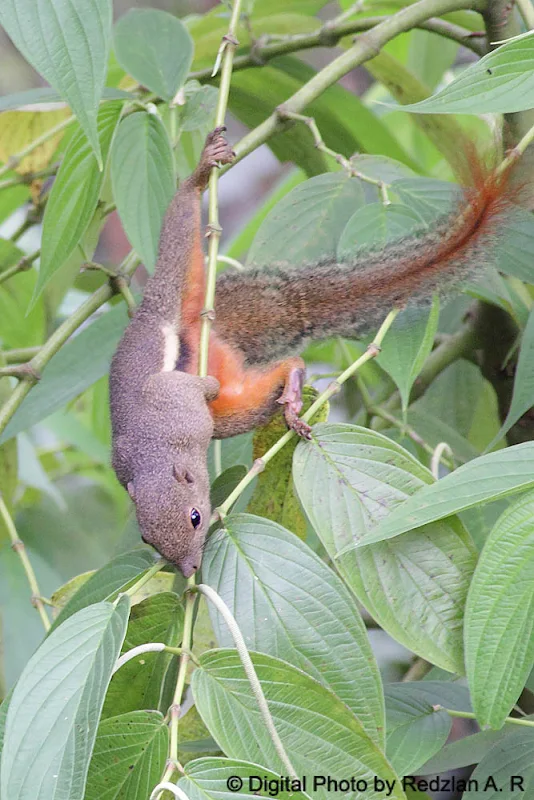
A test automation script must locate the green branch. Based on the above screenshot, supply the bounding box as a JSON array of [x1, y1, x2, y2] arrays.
[[224, 0, 485, 171], [190, 13, 484, 84]]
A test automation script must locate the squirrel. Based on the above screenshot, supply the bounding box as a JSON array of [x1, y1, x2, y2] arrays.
[[110, 126, 514, 576]]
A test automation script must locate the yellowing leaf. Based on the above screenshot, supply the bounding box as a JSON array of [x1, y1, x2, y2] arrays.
[[0, 108, 70, 175]]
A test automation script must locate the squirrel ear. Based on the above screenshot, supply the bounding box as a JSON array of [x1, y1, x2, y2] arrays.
[[127, 481, 136, 501], [173, 465, 195, 485]]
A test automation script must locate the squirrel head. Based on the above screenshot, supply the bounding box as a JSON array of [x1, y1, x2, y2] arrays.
[[128, 464, 211, 578]]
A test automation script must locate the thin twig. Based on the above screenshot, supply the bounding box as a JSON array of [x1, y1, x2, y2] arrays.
[[0, 493, 50, 631], [0, 250, 40, 287], [195, 583, 298, 777], [198, 0, 244, 377], [0, 115, 74, 181], [278, 110, 390, 203], [189, 14, 485, 83]]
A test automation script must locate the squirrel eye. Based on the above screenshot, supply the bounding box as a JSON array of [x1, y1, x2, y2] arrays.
[[190, 508, 201, 529]]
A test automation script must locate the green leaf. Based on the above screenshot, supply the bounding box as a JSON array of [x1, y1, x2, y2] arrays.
[[85, 710, 167, 800], [338, 203, 425, 257], [462, 729, 534, 798], [0, 87, 130, 112], [210, 466, 248, 511], [293, 424, 477, 672], [385, 681, 470, 776], [175, 82, 218, 133], [400, 32, 534, 115], [193, 650, 405, 799], [488, 306, 534, 446], [0, 0, 112, 164], [0, 241, 44, 348], [203, 514, 384, 746], [419, 728, 509, 775], [50, 549, 155, 631], [0, 303, 128, 445], [179, 757, 312, 800], [114, 9, 193, 102], [465, 491, 534, 728], [229, 56, 416, 178], [0, 597, 129, 800], [375, 299, 440, 413], [37, 102, 123, 296], [103, 592, 183, 718], [248, 172, 365, 267], [246, 387, 327, 537], [111, 111, 175, 271], [357, 442, 534, 546]]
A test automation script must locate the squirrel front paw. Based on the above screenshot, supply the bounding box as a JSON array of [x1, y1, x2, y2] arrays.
[[193, 127, 235, 188], [204, 126, 235, 168]]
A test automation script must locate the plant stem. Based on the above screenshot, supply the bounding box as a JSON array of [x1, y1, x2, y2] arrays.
[[516, 0, 534, 32], [195, 583, 298, 777], [437, 706, 534, 728], [190, 14, 485, 83], [224, 0, 485, 171], [0, 493, 50, 631], [215, 310, 399, 517], [122, 559, 166, 598], [198, 0, 244, 377], [0, 250, 40, 287], [2, 347, 41, 364], [169, 581, 196, 765]]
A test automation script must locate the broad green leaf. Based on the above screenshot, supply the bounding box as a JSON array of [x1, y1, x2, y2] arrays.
[[225, 169, 306, 259], [246, 387, 327, 537], [114, 9, 193, 102], [462, 729, 534, 798], [193, 650, 405, 800], [0, 87, 131, 112], [175, 82, 218, 133], [401, 33, 534, 115], [203, 514, 384, 746], [102, 592, 183, 718], [230, 57, 415, 178], [0, 355, 16, 540], [179, 757, 312, 800], [384, 681, 470, 776], [0, 170, 29, 224], [375, 299, 440, 412], [248, 172, 365, 267], [210, 466, 248, 511], [465, 491, 534, 728], [293, 424, 477, 672], [0, 303, 128, 445], [0, 0, 113, 163], [111, 112, 175, 271], [357, 442, 534, 546], [1, 597, 129, 800], [419, 728, 509, 775], [37, 102, 123, 295], [50, 549, 155, 631], [0, 241, 44, 348], [0, 109, 70, 175], [407, 29, 458, 91], [338, 203, 425, 257], [488, 306, 534, 446], [85, 710, 167, 800]]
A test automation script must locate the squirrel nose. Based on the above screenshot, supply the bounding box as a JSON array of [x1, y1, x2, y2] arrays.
[[179, 556, 199, 578]]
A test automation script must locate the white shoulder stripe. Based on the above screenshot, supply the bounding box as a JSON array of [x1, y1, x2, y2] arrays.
[[161, 324, 179, 372]]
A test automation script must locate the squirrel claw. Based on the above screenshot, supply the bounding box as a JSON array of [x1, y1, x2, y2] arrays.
[[288, 415, 312, 440]]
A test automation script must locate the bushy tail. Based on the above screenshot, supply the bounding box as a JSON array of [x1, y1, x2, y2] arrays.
[[214, 156, 517, 365]]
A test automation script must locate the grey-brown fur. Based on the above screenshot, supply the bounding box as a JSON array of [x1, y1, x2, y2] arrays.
[[109, 128, 233, 577]]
